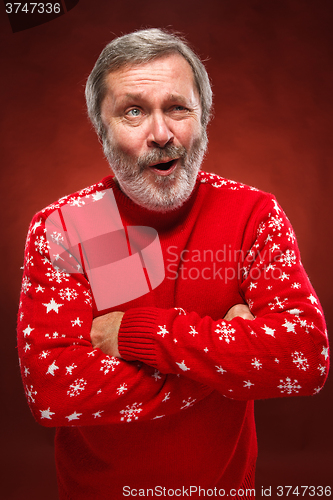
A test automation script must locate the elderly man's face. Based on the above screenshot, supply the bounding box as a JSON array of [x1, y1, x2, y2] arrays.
[[100, 54, 207, 211]]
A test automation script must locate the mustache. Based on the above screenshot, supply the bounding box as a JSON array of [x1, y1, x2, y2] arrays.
[[137, 145, 187, 171]]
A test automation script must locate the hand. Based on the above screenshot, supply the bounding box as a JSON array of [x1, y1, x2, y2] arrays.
[[223, 303, 255, 321], [90, 311, 124, 357]]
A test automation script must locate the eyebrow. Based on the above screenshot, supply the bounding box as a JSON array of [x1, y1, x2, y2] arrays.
[[123, 92, 144, 101], [120, 92, 191, 106], [168, 94, 190, 105]]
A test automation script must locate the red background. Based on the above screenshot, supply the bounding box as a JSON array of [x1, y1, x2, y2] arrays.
[[0, 1, 332, 498]]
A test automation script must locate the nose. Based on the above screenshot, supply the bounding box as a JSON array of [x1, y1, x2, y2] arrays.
[[147, 112, 174, 148]]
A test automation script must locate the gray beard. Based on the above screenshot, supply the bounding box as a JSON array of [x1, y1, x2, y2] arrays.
[[103, 132, 207, 212]]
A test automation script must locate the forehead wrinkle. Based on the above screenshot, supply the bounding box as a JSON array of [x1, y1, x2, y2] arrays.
[[103, 54, 202, 116], [106, 54, 198, 89]]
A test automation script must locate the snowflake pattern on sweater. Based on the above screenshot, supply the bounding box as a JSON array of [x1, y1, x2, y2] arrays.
[[118, 171, 329, 399], [17, 172, 329, 430], [17, 178, 213, 428]]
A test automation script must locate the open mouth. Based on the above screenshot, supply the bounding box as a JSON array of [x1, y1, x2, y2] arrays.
[[149, 159, 178, 175]]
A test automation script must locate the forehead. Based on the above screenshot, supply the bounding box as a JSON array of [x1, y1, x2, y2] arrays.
[[104, 53, 198, 102]]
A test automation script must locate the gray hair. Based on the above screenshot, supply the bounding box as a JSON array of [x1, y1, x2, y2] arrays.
[[85, 28, 213, 140]]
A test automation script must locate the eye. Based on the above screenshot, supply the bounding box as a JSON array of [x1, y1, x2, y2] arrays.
[[126, 108, 142, 117], [173, 105, 187, 111]]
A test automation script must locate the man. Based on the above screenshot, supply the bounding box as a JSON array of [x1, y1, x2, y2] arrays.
[[18, 29, 329, 499]]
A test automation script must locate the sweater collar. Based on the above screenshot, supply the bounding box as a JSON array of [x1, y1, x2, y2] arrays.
[[101, 175, 200, 231]]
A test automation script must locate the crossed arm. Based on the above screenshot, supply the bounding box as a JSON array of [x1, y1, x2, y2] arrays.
[[90, 296, 328, 401], [88, 194, 329, 400], [18, 193, 329, 427], [90, 304, 255, 357]]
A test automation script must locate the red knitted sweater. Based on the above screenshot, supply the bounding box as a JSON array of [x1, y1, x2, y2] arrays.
[[17, 171, 329, 500]]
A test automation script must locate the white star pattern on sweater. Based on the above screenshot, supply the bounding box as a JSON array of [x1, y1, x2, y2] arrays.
[[17, 173, 328, 431], [40, 407, 55, 419], [66, 411, 82, 421], [46, 361, 59, 376], [176, 360, 190, 371], [23, 325, 34, 337], [43, 298, 63, 313], [261, 325, 276, 337]]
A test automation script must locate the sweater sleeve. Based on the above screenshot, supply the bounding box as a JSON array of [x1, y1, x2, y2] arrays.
[[118, 196, 329, 400], [17, 212, 212, 428]]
